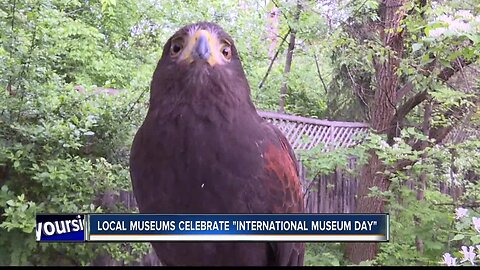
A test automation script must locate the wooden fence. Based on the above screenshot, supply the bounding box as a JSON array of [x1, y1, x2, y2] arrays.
[[259, 111, 369, 151], [300, 159, 359, 214]]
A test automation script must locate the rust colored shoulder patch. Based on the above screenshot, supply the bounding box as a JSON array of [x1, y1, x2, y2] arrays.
[[263, 140, 303, 213]]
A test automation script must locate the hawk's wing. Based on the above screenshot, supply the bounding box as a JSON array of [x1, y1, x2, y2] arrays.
[[253, 122, 305, 266]]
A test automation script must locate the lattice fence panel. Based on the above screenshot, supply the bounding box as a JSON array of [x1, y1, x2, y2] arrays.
[[258, 111, 370, 151]]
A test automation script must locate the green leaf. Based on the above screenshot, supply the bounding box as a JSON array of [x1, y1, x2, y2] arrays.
[[412, 43, 423, 52], [466, 33, 480, 45], [471, 235, 480, 244], [452, 234, 464, 241]]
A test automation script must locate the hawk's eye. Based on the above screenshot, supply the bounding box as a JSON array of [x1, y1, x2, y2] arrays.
[[170, 39, 183, 56], [221, 44, 232, 61]]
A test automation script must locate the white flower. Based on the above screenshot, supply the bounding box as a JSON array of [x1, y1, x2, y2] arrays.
[[442, 253, 457, 266], [456, 10, 474, 19], [460, 246, 476, 266], [428, 28, 446, 38], [473, 217, 480, 233], [455, 207, 468, 219], [448, 20, 471, 33], [380, 140, 389, 149]]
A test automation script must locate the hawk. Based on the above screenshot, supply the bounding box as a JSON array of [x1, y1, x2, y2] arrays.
[[130, 22, 304, 266]]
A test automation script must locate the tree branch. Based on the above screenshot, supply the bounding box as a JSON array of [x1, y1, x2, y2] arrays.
[[258, 29, 291, 89], [393, 95, 478, 172], [124, 88, 148, 120], [313, 53, 328, 94], [438, 57, 472, 81], [433, 202, 480, 208], [387, 56, 476, 142], [271, 0, 291, 31], [278, 0, 301, 113]]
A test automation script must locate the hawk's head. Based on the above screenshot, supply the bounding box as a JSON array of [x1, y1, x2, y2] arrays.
[[164, 22, 236, 67], [152, 22, 250, 95]]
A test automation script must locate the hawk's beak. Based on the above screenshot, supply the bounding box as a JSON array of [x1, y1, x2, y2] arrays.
[[195, 32, 211, 61], [179, 29, 221, 66]]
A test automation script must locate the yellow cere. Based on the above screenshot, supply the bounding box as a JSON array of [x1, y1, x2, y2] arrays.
[[178, 29, 229, 66]]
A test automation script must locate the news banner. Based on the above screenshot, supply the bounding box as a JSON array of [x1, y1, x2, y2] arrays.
[[36, 214, 389, 242]]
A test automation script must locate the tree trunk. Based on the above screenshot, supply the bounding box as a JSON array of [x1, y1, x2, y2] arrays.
[[344, 0, 407, 263], [278, 1, 301, 113], [345, 153, 391, 262]]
